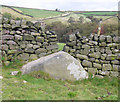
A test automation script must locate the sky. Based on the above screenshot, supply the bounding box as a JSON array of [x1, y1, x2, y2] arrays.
[[0, 0, 119, 11]]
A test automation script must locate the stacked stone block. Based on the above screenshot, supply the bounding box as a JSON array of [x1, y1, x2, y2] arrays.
[[1, 18, 58, 62], [64, 32, 120, 77]]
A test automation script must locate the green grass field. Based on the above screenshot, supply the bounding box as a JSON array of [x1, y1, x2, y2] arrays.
[[82, 11, 117, 16], [1, 60, 119, 100], [12, 7, 64, 18]]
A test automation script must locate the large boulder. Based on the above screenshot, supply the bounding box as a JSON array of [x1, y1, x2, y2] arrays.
[[21, 51, 88, 81]]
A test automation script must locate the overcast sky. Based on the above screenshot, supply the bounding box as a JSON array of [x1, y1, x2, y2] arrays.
[[0, 0, 119, 11]]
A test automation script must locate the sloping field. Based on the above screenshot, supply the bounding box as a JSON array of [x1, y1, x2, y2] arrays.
[[12, 7, 64, 18], [77, 11, 117, 16], [102, 16, 118, 24], [1, 6, 33, 20]]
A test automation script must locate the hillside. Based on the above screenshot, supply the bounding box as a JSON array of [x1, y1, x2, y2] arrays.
[[1, 5, 66, 20], [1, 6, 33, 20], [12, 6, 64, 18]]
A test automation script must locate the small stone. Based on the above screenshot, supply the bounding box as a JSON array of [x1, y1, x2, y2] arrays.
[[70, 49, 76, 53], [2, 35, 14, 40], [98, 70, 109, 76], [100, 47, 105, 53], [107, 43, 118, 47], [35, 48, 47, 54], [0, 76, 3, 79], [30, 54, 38, 60], [25, 48, 34, 53], [8, 50, 17, 54], [67, 34, 76, 41], [88, 68, 97, 74], [17, 53, 29, 61], [105, 47, 112, 54], [81, 38, 89, 43], [102, 64, 112, 71], [93, 63, 101, 69], [99, 42, 106, 47], [76, 32, 81, 38], [106, 54, 117, 61], [16, 31, 21, 34], [63, 45, 69, 52], [11, 71, 19, 75], [82, 60, 92, 67], [99, 35, 106, 42], [24, 34, 34, 41], [89, 41, 98, 45], [101, 54, 107, 60], [113, 36, 119, 43], [10, 31, 15, 35], [89, 58, 95, 62], [23, 80, 27, 83], [93, 34, 98, 41], [66, 41, 76, 46], [89, 52, 101, 58], [106, 36, 112, 42], [33, 45, 40, 49], [95, 75, 104, 79], [1, 44, 8, 51], [7, 40, 16, 45], [100, 60, 110, 64], [76, 54, 88, 60], [31, 32, 40, 36], [26, 44, 33, 48], [46, 44, 58, 50], [110, 71, 119, 77], [39, 53, 47, 57], [36, 36, 44, 42], [111, 60, 120, 65], [113, 65, 119, 71], [15, 35, 23, 41]]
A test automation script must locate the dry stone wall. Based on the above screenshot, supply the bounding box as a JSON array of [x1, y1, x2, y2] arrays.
[[63, 33, 120, 77], [0, 18, 58, 63]]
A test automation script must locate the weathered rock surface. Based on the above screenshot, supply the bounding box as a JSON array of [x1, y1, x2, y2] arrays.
[[21, 51, 88, 81]]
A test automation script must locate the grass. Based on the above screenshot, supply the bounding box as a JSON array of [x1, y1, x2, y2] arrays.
[[82, 11, 117, 16], [57, 43, 66, 51], [12, 7, 64, 18], [1, 59, 119, 100]]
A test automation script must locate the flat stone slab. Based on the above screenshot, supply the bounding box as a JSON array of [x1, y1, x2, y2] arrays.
[[21, 51, 88, 81]]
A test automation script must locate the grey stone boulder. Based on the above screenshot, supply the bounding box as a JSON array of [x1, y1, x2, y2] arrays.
[[21, 51, 88, 81]]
